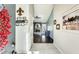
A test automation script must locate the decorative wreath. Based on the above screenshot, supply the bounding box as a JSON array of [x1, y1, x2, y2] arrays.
[[0, 7, 11, 49]]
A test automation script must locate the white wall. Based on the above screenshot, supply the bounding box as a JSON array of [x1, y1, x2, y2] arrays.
[[53, 4, 79, 54], [27, 4, 34, 51], [15, 4, 33, 53], [47, 7, 54, 39], [34, 4, 53, 22]]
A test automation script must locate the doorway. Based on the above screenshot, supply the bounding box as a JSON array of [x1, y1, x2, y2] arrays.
[[33, 22, 53, 43]]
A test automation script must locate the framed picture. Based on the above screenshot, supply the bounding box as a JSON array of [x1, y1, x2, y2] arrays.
[[56, 24, 60, 30], [54, 20, 56, 25], [34, 22, 42, 32], [62, 9, 79, 30]]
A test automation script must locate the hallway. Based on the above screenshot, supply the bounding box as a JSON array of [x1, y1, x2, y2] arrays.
[[31, 43, 61, 54], [15, 4, 79, 54]]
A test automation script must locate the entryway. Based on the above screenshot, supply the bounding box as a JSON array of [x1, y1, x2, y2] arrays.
[[33, 22, 53, 43]]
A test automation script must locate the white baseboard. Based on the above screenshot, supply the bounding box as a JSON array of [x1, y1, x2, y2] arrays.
[[53, 43, 64, 54]]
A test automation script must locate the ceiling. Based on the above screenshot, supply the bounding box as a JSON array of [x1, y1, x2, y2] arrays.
[[34, 4, 53, 23]]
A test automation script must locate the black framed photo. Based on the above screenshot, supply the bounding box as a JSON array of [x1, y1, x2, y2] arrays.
[[34, 22, 42, 32], [56, 24, 60, 30], [54, 20, 56, 25]]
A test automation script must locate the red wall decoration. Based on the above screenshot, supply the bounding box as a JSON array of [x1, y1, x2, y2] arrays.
[[0, 7, 11, 49]]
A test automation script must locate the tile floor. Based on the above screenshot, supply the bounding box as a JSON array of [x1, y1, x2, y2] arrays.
[[33, 34, 53, 43], [31, 43, 61, 54]]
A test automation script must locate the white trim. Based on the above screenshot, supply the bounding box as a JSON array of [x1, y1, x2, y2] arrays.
[[53, 43, 64, 54]]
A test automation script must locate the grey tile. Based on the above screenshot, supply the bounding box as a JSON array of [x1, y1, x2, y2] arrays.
[[31, 43, 61, 54]]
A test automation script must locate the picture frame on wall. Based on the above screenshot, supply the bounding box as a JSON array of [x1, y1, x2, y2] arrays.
[[34, 22, 42, 32], [56, 24, 60, 30], [54, 20, 56, 25], [62, 9, 79, 30]]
